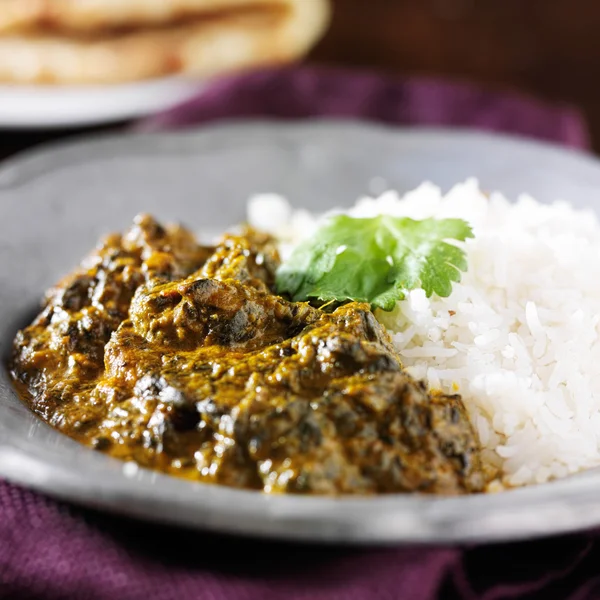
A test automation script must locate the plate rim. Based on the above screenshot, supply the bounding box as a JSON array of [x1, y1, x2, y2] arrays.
[[1, 119, 597, 191], [1, 118, 596, 174], [0, 76, 205, 129]]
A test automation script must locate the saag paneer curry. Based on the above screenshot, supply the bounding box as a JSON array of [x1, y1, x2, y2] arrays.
[[10, 215, 484, 494]]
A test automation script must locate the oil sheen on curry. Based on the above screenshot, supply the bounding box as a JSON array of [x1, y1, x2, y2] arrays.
[[10, 215, 484, 495]]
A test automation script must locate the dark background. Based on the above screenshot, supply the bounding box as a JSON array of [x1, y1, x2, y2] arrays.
[[2, 0, 598, 158], [314, 0, 599, 148]]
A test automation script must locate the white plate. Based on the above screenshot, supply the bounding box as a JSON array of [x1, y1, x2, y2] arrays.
[[3, 121, 600, 545], [0, 77, 205, 128]]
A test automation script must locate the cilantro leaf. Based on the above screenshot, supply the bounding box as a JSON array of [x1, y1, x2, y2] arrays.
[[275, 215, 473, 311]]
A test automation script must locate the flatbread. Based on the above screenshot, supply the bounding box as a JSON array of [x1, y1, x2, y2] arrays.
[[0, 0, 294, 33], [0, 0, 330, 84]]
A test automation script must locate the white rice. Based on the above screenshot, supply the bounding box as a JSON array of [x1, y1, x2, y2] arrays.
[[247, 179, 600, 488]]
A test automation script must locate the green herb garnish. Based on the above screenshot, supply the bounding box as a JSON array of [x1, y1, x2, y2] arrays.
[[276, 214, 473, 311]]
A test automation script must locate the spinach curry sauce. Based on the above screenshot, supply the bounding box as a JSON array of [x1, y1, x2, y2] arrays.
[[10, 215, 484, 494]]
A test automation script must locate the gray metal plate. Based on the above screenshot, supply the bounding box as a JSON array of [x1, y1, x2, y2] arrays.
[[2, 121, 600, 545]]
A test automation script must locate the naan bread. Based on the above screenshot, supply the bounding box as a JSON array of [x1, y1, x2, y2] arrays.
[[0, 0, 296, 33], [0, 0, 330, 84]]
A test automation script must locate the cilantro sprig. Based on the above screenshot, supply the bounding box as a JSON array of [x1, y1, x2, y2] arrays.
[[275, 214, 473, 311]]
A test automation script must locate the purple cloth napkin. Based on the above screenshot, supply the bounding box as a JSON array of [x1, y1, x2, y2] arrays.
[[136, 66, 589, 150], [1, 67, 595, 600]]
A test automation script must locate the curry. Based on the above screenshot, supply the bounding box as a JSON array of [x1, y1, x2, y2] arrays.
[[10, 214, 484, 494]]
